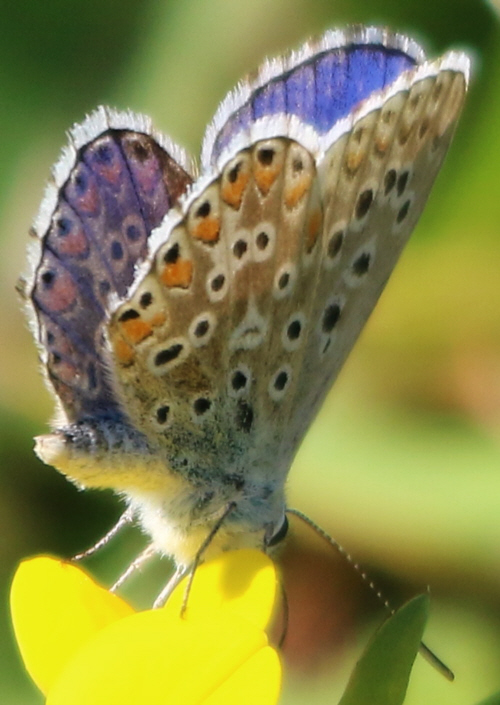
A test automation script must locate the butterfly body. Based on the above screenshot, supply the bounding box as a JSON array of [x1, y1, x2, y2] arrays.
[[23, 28, 469, 567]]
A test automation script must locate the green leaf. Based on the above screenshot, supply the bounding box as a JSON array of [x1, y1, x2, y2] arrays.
[[338, 595, 429, 705], [475, 694, 500, 705]]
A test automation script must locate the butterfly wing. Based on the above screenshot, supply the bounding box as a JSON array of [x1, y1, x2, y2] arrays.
[[105, 32, 468, 548], [288, 54, 469, 448], [22, 107, 193, 424], [202, 27, 423, 168]]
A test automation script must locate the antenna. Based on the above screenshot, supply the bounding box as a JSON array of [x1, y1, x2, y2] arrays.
[[286, 507, 454, 681]]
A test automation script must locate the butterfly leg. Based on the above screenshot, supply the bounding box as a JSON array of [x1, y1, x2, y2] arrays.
[[153, 563, 190, 609], [110, 543, 158, 593], [169, 501, 238, 616], [72, 507, 134, 561]]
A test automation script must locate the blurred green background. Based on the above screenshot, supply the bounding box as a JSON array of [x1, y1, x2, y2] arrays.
[[1, 0, 499, 703]]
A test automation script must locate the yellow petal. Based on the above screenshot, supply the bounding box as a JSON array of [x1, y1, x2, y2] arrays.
[[165, 549, 278, 630], [10, 556, 134, 694], [203, 645, 282, 705], [46, 608, 281, 705]]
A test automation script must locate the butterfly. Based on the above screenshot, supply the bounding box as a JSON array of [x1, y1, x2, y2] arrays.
[[21, 26, 469, 588]]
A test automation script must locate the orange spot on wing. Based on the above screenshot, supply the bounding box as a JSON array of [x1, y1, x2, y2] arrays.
[[221, 171, 250, 209], [57, 225, 88, 257], [374, 134, 390, 154], [345, 147, 365, 173], [150, 311, 167, 327], [160, 259, 193, 288], [192, 216, 220, 243], [114, 338, 135, 365], [120, 318, 152, 344], [254, 164, 281, 195], [284, 174, 312, 209], [74, 178, 100, 215], [306, 210, 322, 251], [39, 270, 77, 312]]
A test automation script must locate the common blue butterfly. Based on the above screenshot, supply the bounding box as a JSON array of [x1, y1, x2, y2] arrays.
[[21, 27, 469, 595]]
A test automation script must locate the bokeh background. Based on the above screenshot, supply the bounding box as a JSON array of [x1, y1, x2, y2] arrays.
[[1, 0, 499, 703]]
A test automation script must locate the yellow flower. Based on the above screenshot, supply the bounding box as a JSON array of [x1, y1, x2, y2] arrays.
[[10, 549, 282, 705]]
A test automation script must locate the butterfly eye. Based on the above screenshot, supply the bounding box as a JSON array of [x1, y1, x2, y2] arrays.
[[266, 516, 289, 547]]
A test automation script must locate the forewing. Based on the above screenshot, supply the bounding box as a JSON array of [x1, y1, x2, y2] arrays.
[[202, 27, 423, 167], [288, 60, 468, 447]]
